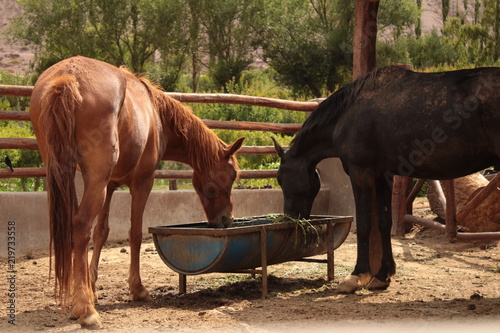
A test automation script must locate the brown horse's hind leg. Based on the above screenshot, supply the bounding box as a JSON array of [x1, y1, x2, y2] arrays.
[[127, 179, 155, 301], [89, 183, 118, 303], [72, 138, 118, 328], [71, 183, 109, 329]]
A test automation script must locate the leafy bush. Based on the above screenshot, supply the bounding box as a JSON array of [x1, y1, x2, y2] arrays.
[[191, 69, 307, 188], [0, 71, 43, 191], [407, 29, 459, 68], [0, 119, 43, 191], [0, 71, 32, 111]]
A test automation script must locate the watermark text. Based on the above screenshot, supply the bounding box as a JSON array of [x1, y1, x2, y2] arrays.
[[6, 220, 17, 325]]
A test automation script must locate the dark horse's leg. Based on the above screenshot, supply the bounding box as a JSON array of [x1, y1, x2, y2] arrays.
[[337, 169, 375, 293], [337, 171, 396, 293], [367, 175, 396, 290]]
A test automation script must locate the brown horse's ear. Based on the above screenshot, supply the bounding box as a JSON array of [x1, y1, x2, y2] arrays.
[[225, 137, 245, 157], [271, 136, 284, 158]]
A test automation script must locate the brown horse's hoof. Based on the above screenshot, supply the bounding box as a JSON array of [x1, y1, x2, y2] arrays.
[[131, 286, 150, 301], [367, 277, 390, 291], [78, 311, 103, 330], [336, 275, 359, 294]]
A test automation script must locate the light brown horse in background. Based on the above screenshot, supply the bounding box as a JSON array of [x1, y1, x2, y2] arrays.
[[30, 56, 244, 329]]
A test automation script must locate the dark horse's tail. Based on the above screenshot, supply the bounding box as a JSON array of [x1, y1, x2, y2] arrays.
[[39, 75, 82, 306]]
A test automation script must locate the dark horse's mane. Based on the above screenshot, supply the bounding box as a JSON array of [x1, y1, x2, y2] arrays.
[[293, 68, 384, 144]]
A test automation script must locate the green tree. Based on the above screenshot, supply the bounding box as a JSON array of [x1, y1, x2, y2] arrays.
[[415, 0, 423, 37], [8, 0, 99, 74], [378, 0, 420, 39], [9, 0, 188, 76], [377, 0, 500, 69], [194, 0, 258, 90], [185, 0, 205, 92], [84, 0, 188, 73], [407, 29, 459, 67], [442, 17, 492, 65], [442, 0, 450, 22], [376, 0, 420, 67], [255, 0, 355, 98], [481, 0, 500, 62]]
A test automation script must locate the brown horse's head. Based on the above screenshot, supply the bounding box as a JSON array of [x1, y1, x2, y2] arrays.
[[192, 137, 244, 228]]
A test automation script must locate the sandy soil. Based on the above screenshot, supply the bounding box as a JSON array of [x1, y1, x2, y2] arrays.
[[1, 208, 499, 332]]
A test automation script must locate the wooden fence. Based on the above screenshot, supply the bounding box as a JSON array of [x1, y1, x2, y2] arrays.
[[0, 84, 323, 180]]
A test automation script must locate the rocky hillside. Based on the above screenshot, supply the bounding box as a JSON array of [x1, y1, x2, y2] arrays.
[[0, 0, 478, 75], [0, 0, 34, 74]]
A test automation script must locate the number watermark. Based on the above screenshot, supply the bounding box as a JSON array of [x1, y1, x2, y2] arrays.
[[6, 220, 17, 325]]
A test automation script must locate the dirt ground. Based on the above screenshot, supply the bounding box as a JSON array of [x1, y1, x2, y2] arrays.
[[1, 202, 500, 333]]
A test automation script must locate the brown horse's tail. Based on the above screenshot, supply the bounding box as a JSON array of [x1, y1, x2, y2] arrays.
[[39, 75, 82, 306]]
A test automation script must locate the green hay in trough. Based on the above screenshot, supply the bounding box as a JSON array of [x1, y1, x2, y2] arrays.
[[231, 214, 320, 248]]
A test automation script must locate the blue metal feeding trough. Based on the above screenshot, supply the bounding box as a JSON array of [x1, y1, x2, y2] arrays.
[[149, 215, 352, 295]]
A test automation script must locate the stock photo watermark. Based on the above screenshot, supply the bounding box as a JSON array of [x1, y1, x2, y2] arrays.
[[6, 220, 17, 325]]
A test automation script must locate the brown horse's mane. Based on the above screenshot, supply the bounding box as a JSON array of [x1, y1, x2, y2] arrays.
[[125, 69, 238, 173]]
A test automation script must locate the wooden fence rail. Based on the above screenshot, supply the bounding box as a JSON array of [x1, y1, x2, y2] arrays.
[[0, 84, 317, 180], [0, 137, 284, 155], [0, 110, 301, 133], [0, 84, 323, 111], [0, 167, 277, 180]]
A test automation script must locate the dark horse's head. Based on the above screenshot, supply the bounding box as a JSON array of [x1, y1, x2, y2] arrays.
[[272, 137, 320, 219]]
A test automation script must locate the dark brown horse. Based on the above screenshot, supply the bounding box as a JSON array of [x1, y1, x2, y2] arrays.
[[273, 66, 500, 293], [30, 56, 244, 328]]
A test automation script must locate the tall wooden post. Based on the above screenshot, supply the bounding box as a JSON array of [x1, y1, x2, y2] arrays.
[[353, 0, 381, 276], [353, 0, 380, 80]]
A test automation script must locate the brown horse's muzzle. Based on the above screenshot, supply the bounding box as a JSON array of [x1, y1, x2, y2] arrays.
[[207, 209, 233, 228]]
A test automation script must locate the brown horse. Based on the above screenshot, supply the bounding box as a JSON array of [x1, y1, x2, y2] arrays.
[[30, 56, 244, 328]]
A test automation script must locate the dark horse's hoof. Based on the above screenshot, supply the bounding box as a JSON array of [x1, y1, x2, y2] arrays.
[[367, 277, 390, 291], [336, 275, 359, 294], [337, 274, 374, 294]]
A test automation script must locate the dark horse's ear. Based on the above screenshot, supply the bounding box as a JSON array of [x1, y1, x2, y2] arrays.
[[271, 136, 284, 158], [225, 137, 245, 157]]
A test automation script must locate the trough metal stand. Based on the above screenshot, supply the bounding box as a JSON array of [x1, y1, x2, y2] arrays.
[[177, 223, 337, 297], [392, 174, 500, 241]]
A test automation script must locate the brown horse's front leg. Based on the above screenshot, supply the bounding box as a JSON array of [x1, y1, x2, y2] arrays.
[[89, 184, 117, 303], [127, 182, 153, 301]]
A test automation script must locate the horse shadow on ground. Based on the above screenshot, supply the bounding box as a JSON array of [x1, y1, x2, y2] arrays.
[[96, 274, 328, 313], [397, 228, 499, 273]]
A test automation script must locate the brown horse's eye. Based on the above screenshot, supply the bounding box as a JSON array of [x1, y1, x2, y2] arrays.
[[204, 183, 219, 199]]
